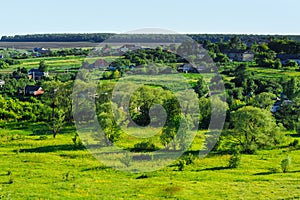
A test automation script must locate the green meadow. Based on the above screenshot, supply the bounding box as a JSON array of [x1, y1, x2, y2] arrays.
[[1, 51, 300, 199], [0, 56, 120, 73], [0, 125, 299, 199]]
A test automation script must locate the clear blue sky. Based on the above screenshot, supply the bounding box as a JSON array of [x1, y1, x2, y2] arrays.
[[1, 0, 300, 36]]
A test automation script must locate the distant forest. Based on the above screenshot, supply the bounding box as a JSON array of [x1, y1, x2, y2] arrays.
[[1, 33, 300, 45]]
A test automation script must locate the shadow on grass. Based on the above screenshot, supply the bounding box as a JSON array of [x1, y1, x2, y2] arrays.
[[136, 174, 151, 179], [0, 181, 13, 185], [290, 170, 300, 173], [254, 170, 300, 176], [19, 144, 85, 153], [1, 122, 76, 136], [184, 150, 201, 156], [81, 166, 110, 171], [199, 166, 230, 171], [0, 173, 8, 176], [253, 172, 277, 176]]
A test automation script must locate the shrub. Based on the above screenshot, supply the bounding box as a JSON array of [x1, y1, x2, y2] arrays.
[[72, 134, 84, 148], [183, 153, 195, 165], [136, 174, 149, 179], [133, 140, 158, 152], [63, 172, 70, 181], [177, 160, 186, 171], [228, 153, 241, 168], [281, 155, 292, 173], [289, 139, 299, 148]]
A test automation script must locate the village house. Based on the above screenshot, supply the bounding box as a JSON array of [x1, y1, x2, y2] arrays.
[[177, 63, 209, 73], [28, 68, 49, 80], [276, 54, 300, 65], [0, 80, 5, 87], [177, 64, 198, 73], [271, 93, 293, 113], [33, 48, 51, 55], [108, 65, 135, 71], [24, 86, 45, 96], [92, 59, 109, 69], [224, 50, 254, 62], [119, 44, 141, 53]]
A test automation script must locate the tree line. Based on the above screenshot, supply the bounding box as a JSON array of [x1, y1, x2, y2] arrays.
[[2, 33, 300, 44]]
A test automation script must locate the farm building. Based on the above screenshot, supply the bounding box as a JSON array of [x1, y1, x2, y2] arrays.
[[276, 54, 300, 65], [28, 68, 48, 80], [224, 50, 254, 62], [25, 86, 45, 96]]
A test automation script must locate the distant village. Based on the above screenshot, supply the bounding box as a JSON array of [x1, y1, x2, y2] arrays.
[[0, 42, 299, 116]]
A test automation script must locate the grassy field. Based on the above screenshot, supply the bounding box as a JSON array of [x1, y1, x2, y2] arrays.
[[0, 125, 300, 199], [248, 67, 300, 78], [0, 56, 121, 74], [0, 42, 99, 50], [1, 57, 300, 199]]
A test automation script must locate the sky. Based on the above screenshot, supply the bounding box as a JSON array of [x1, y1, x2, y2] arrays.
[[1, 0, 300, 37]]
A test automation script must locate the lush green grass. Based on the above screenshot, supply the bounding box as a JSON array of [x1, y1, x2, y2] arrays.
[[249, 67, 300, 78], [0, 56, 121, 73], [0, 125, 300, 199]]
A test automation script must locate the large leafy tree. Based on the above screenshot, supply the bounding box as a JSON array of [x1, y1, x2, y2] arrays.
[[224, 106, 284, 153], [47, 108, 65, 138], [252, 92, 276, 110]]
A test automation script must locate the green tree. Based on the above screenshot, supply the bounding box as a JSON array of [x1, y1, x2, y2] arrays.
[[198, 97, 211, 129], [214, 53, 230, 63], [255, 50, 277, 68], [275, 98, 300, 130], [97, 102, 122, 145], [228, 36, 246, 50], [252, 92, 276, 110], [47, 108, 65, 138], [274, 59, 282, 69], [225, 106, 284, 153], [283, 77, 300, 99], [176, 114, 193, 150], [38, 60, 48, 72], [284, 60, 299, 68], [193, 77, 209, 98], [281, 155, 292, 173]]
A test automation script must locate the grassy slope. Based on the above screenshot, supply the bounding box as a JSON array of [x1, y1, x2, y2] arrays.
[[1, 58, 300, 199], [0, 127, 299, 199]]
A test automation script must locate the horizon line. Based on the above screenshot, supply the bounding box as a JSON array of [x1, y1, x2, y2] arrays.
[[1, 31, 300, 37]]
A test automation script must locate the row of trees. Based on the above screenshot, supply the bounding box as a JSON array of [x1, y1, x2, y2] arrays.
[[1, 33, 114, 42], [3, 33, 300, 44]]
